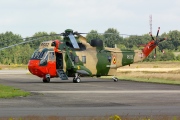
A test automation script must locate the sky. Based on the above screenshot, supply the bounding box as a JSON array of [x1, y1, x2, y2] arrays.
[[0, 0, 180, 38]]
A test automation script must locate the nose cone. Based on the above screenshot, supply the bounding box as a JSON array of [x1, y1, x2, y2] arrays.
[[28, 60, 41, 77]]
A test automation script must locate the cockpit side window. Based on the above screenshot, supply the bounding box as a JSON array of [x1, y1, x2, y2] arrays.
[[39, 51, 48, 66]]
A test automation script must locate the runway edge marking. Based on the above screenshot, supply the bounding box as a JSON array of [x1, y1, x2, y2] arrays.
[[30, 90, 180, 94]]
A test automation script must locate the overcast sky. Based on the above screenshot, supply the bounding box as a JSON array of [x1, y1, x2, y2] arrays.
[[0, 0, 180, 37]]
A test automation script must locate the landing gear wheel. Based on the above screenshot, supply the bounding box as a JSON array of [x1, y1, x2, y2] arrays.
[[73, 77, 81, 83], [43, 77, 50, 83], [113, 77, 118, 82]]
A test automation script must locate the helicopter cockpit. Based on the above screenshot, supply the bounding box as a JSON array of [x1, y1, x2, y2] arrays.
[[31, 48, 55, 66]]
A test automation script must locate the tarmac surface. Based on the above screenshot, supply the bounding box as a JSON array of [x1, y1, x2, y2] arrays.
[[0, 71, 180, 117]]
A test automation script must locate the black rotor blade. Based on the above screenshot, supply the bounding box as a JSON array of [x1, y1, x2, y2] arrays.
[[156, 27, 160, 38], [154, 48, 157, 58], [159, 37, 166, 42], [77, 32, 141, 37], [0, 38, 41, 51], [149, 32, 154, 40], [68, 33, 80, 49], [0, 33, 63, 51]]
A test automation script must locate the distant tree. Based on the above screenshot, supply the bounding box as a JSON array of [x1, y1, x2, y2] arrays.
[[0, 31, 23, 48], [117, 44, 126, 49], [158, 41, 174, 50], [103, 28, 123, 47], [160, 51, 175, 61], [124, 34, 151, 50], [176, 54, 180, 61]]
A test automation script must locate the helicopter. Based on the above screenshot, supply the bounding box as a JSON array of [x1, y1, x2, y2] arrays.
[[0, 27, 166, 83], [26, 27, 166, 83]]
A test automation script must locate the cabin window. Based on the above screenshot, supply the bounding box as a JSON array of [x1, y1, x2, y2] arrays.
[[82, 56, 86, 63], [75, 56, 79, 63], [49, 52, 55, 61]]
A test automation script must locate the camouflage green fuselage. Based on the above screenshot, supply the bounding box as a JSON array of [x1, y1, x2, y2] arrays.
[[59, 35, 144, 77]]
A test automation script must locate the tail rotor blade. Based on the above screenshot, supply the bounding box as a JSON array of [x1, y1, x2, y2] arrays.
[[149, 32, 154, 40], [156, 27, 160, 38], [154, 48, 157, 59], [159, 37, 166, 42]]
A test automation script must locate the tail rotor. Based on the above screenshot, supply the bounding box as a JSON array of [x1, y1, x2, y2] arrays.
[[150, 27, 166, 58]]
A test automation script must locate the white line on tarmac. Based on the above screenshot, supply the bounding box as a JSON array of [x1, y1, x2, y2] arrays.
[[0, 70, 29, 74], [30, 90, 180, 94]]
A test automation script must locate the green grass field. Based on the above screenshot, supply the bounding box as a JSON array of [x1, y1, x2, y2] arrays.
[[0, 84, 30, 98], [0, 64, 27, 70], [115, 61, 180, 85]]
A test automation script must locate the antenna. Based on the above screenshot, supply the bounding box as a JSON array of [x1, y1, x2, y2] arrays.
[[149, 14, 152, 34]]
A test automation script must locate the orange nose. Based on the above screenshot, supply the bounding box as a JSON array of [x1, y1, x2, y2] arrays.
[[28, 60, 40, 76]]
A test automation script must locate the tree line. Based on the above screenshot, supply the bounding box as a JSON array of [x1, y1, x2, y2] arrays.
[[0, 28, 180, 64]]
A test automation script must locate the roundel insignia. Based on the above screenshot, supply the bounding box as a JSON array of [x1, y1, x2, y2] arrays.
[[113, 56, 116, 64]]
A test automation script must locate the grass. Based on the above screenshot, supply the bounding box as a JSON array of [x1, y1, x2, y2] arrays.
[[121, 61, 180, 69], [117, 75, 180, 85], [0, 64, 27, 70], [0, 84, 30, 98], [103, 74, 180, 85], [107, 61, 180, 85], [114, 71, 180, 85]]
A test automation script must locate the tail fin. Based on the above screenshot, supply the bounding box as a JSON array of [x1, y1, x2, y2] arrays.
[[142, 40, 156, 58], [142, 27, 166, 58], [142, 38, 166, 58]]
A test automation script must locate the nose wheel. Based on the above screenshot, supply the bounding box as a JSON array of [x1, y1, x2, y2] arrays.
[[73, 73, 81, 83], [43, 77, 50, 83], [43, 74, 50, 83]]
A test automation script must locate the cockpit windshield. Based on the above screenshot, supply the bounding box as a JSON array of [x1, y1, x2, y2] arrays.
[[31, 48, 48, 59], [31, 49, 40, 59], [39, 51, 47, 59]]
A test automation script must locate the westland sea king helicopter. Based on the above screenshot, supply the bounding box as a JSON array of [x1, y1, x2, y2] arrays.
[[0, 27, 166, 83]]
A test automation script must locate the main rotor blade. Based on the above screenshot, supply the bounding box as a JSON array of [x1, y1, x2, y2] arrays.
[[77, 32, 141, 37], [0, 38, 40, 51], [68, 33, 80, 49], [0, 33, 62, 51]]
